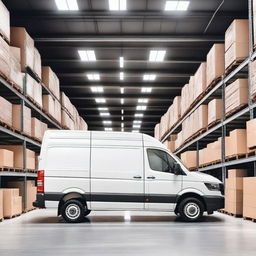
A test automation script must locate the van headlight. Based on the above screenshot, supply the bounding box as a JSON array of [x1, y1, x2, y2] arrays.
[[204, 183, 221, 191]]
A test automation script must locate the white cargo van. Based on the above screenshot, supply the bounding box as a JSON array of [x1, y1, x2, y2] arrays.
[[33, 130, 224, 223]]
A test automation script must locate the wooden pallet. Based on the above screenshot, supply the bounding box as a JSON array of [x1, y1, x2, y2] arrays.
[[0, 217, 4, 222], [4, 213, 22, 219], [8, 79, 24, 94], [26, 169, 37, 173], [0, 167, 25, 173], [243, 216, 256, 223], [225, 153, 246, 161], [225, 103, 247, 118], [25, 67, 41, 83], [225, 58, 245, 75], [199, 159, 221, 168], [247, 148, 256, 157], [0, 70, 9, 83], [0, 30, 10, 44], [23, 207, 36, 214], [218, 209, 242, 218], [207, 119, 221, 130], [206, 76, 223, 92], [42, 109, 61, 126]]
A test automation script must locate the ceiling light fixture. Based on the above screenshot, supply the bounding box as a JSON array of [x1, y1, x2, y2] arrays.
[[121, 98, 124, 104], [143, 74, 156, 81], [149, 50, 166, 62], [91, 86, 103, 93], [132, 130, 140, 133], [103, 121, 112, 125], [121, 116, 124, 121], [133, 120, 142, 124], [121, 123, 124, 128], [120, 87, 124, 94], [105, 128, 113, 131], [136, 105, 147, 111], [120, 72, 124, 81], [109, 0, 127, 11], [95, 98, 106, 103], [135, 113, 144, 117], [98, 107, 108, 111], [100, 112, 110, 116], [78, 50, 96, 61], [121, 109, 124, 114], [87, 73, 100, 81], [138, 98, 148, 103], [55, 0, 79, 11], [133, 124, 141, 129], [120, 57, 124, 68], [165, 1, 190, 11], [141, 87, 152, 93]]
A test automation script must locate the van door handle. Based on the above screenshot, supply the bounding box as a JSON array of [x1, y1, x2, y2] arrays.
[[147, 176, 155, 180], [133, 175, 142, 179]]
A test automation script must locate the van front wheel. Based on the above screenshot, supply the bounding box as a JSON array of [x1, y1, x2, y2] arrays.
[[61, 199, 85, 223], [178, 197, 204, 222]]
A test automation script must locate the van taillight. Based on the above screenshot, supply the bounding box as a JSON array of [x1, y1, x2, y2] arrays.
[[37, 170, 44, 193]]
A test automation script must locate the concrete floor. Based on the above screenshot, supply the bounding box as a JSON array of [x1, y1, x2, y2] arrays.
[[0, 210, 256, 256]]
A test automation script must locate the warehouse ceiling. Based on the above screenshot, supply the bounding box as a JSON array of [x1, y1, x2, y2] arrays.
[[3, 0, 248, 135]]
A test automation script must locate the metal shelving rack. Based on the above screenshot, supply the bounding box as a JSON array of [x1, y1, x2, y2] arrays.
[[161, 0, 256, 182], [0, 70, 61, 209]]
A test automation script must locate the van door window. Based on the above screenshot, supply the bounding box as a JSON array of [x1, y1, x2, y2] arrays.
[[147, 149, 176, 173]]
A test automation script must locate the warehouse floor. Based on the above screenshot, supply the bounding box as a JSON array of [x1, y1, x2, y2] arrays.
[[0, 210, 256, 256]]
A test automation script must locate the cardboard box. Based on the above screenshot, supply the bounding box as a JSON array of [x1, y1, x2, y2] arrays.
[[33, 80, 43, 108], [9, 47, 23, 90], [61, 109, 75, 130], [206, 140, 221, 163], [31, 117, 42, 141], [0, 145, 35, 169], [7, 180, 36, 211], [225, 19, 249, 52], [0, 96, 12, 127], [0, 189, 3, 220], [195, 104, 208, 132], [33, 48, 41, 80], [194, 62, 206, 99], [12, 104, 32, 136], [79, 117, 88, 131], [225, 42, 249, 69], [246, 119, 256, 150], [206, 44, 225, 87], [10, 27, 35, 72], [228, 169, 247, 178], [0, 149, 14, 168], [225, 177, 244, 190], [2, 188, 22, 217], [208, 99, 222, 125], [154, 123, 160, 140], [43, 95, 61, 124], [181, 151, 197, 169], [0, 36, 10, 80], [42, 67, 60, 100], [0, 0, 10, 42], [225, 79, 248, 114], [41, 121, 48, 139], [243, 177, 256, 219], [225, 129, 247, 157]]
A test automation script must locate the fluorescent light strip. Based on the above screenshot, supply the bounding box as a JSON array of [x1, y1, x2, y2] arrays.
[[133, 124, 141, 129], [138, 98, 148, 103], [78, 50, 96, 61], [133, 120, 142, 124], [149, 50, 166, 62], [141, 87, 152, 93], [121, 98, 124, 104], [109, 0, 127, 11], [87, 73, 100, 81], [95, 98, 106, 103], [135, 113, 144, 117], [55, 0, 79, 10], [120, 57, 124, 68], [132, 130, 140, 133], [98, 107, 108, 111], [120, 87, 124, 94], [100, 112, 110, 116], [143, 74, 156, 81], [165, 1, 190, 11], [121, 109, 124, 114], [91, 86, 103, 93], [103, 121, 112, 125], [105, 128, 113, 131], [120, 72, 124, 81], [121, 123, 124, 128], [136, 105, 147, 111], [121, 116, 124, 121]]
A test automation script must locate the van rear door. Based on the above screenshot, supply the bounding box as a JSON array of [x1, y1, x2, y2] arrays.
[[90, 132, 144, 210]]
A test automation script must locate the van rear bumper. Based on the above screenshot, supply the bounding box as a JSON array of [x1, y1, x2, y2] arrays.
[[203, 195, 224, 214], [33, 193, 45, 208]]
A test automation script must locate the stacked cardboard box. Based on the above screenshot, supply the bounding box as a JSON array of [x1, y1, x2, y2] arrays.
[[168, 96, 181, 130], [61, 110, 75, 130], [159, 112, 169, 139], [79, 117, 88, 131], [12, 104, 32, 136], [194, 63, 206, 99], [181, 151, 197, 169], [225, 79, 248, 115], [154, 123, 160, 140], [243, 177, 256, 220], [225, 129, 247, 157], [61, 92, 74, 116], [31, 117, 48, 141], [9, 47, 23, 90], [199, 148, 207, 166], [0, 189, 3, 220], [246, 118, 256, 150], [42, 66, 60, 100], [0, 145, 35, 169], [33, 48, 41, 80], [0, 36, 10, 78], [0, 96, 12, 126], [250, 60, 256, 97], [7, 180, 37, 211], [0, 149, 13, 167], [163, 135, 177, 152], [225, 169, 247, 215], [225, 19, 249, 70], [175, 131, 183, 150], [0, 0, 10, 42], [206, 44, 225, 87], [2, 188, 22, 218], [208, 99, 222, 125], [43, 95, 61, 124]]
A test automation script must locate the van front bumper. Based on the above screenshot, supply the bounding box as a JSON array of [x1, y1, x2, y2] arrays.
[[203, 195, 224, 214], [33, 193, 45, 208]]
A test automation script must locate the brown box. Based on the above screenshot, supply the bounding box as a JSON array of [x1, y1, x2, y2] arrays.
[[246, 119, 256, 150], [0, 96, 12, 127], [0, 145, 35, 169], [206, 44, 225, 87], [12, 104, 32, 136], [2, 188, 22, 217], [243, 177, 256, 219], [154, 123, 160, 140], [181, 151, 197, 169], [7, 180, 36, 211], [206, 140, 221, 163], [42, 66, 60, 100], [0, 0, 10, 42], [61, 109, 74, 130], [33, 48, 41, 80], [0, 189, 3, 220], [31, 117, 42, 141], [225, 79, 248, 114], [194, 62, 206, 99], [207, 99, 222, 125], [10, 27, 35, 72], [9, 47, 23, 90], [0, 36, 10, 79], [225, 43, 249, 69], [195, 104, 208, 132], [43, 95, 61, 124], [225, 19, 249, 52], [79, 117, 88, 131], [226, 177, 244, 190], [0, 149, 14, 168], [226, 129, 247, 157], [228, 169, 247, 178]]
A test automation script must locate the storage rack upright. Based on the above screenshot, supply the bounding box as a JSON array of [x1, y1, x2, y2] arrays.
[[161, 0, 256, 182]]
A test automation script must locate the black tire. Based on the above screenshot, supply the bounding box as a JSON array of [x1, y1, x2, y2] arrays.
[[84, 210, 91, 217], [61, 199, 85, 223], [178, 197, 204, 222]]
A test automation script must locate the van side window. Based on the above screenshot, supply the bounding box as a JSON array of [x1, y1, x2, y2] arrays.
[[147, 149, 176, 173]]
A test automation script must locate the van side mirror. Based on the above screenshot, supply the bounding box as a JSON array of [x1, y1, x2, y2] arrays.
[[173, 163, 182, 175]]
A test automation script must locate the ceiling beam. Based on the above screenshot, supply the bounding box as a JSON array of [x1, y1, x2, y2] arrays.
[[34, 35, 224, 43], [12, 10, 246, 21]]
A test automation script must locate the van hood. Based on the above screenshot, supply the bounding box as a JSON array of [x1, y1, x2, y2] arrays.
[[188, 171, 222, 183]]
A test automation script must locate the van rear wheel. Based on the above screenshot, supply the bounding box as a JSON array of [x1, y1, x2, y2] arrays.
[[61, 199, 85, 223], [178, 197, 204, 222]]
